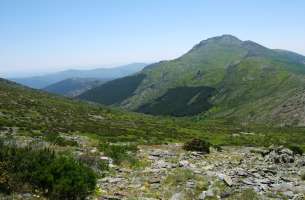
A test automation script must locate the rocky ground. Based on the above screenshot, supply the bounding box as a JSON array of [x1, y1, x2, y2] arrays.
[[98, 145, 305, 200], [1, 129, 305, 200]]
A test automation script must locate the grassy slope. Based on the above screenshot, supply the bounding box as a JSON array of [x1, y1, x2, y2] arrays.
[[137, 86, 216, 116], [1, 78, 305, 149], [0, 78, 206, 144], [122, 35, 248, 110], [208, 54, 305, 125], [79, 35, 305, 126], [79, 74, 146, 105]]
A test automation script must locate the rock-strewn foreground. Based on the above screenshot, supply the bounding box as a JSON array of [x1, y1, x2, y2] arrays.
[[99, 145, 305, 200]]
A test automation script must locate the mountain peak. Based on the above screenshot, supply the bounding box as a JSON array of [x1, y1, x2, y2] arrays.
[[206, 34, 242, 43], [190, 35, 242, 52]]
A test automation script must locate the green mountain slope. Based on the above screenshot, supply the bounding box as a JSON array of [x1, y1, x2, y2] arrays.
[[43, 78, 108, 97], [78, 74, 146, 105], [0, 78, 209, 143], [78, 35, 305, 126], [138, 86, 216, 116]]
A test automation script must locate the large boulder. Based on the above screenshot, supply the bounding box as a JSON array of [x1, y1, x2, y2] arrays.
[[264, 146, 295, 164]]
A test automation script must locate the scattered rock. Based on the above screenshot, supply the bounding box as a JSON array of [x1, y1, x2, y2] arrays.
[[186, 181, 195, 188], [271, 183, 294, 192], [99, 195, 121, 200], [170, 192, 185, 200], [178, 160, 190, 167], [148, 177, 161, 184], [283, 191, 295, 198], [217, 174, 233, 186], [95, 145, 305, 199]]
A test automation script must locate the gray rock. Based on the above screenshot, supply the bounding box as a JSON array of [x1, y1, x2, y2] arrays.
[[217, 173, 233, 186], [178, 160, 190, 167], [265, 148, 295, 164], [186, 181, 195, 188], [271, 183, 294, 192], [99, 195, 121, 200], [296, 159, 305, 167], [22, 193, 32, 199], [198, 191, 206, 200], [170, 192, 185, 200], [149, 177, 161, 184], [281, 148, 293, 156], [283, 191, 295, 198], [294, 185, 305, 193], [242, 179, 257, 186], [198, 189, 214, 200], [153, 160, 172, 169], [292, 194, 305, 200], [205, 189, 214, 197], [223, 175, 233, 186], [235, 168, 248, 176]]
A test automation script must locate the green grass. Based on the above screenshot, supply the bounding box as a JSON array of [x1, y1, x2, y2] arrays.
[[162, 168, 208, 199], [228, 189, 260, 200]]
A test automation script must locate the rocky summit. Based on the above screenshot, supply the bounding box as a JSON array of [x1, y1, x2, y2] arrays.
[[97, 144, 305, 200]]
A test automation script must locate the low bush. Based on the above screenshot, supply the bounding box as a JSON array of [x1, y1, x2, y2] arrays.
[[0, 139, 96, 199], [45, 132, 78, 147], [288, 145, 303, 155], [183, 139, 210, 153], [99, 143, 138, 165], [78, 153, 109, 177], [0, 161, 11, 194]]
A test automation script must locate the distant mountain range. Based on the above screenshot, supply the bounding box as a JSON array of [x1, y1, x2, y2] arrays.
[[43, 78, 108, 97], [11, 63, 147, 89], [79, 35, 305, 126]]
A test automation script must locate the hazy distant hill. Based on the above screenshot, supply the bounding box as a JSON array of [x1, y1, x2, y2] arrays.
[[11, 63, 147, 89], [43, 78, 109, 97], [79, 35, 305, 126]]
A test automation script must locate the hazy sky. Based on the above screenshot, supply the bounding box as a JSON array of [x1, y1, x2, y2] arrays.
[[1, 0, 305, 77]]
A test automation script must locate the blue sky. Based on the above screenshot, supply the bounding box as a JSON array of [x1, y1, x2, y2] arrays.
[[0, 0, 305, 77]]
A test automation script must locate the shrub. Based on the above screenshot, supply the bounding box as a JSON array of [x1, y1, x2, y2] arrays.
[[45, 132, 78, 147], [183, 139, 210, 153], [47, 156, 96, 199], [0, 161, 11, 194], [99, 143, 138, 165], [0, 140, 96, 199], [288, 145, 303, 155], [78, 153, 109, 176], [213, 144, 223, 152]]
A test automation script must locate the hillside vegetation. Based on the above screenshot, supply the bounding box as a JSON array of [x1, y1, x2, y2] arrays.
[[1, 77, 305, 199], [79, 35, 305, 126]]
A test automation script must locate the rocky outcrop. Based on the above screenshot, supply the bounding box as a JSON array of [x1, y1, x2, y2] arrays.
[[97, 145, 305, 199]]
